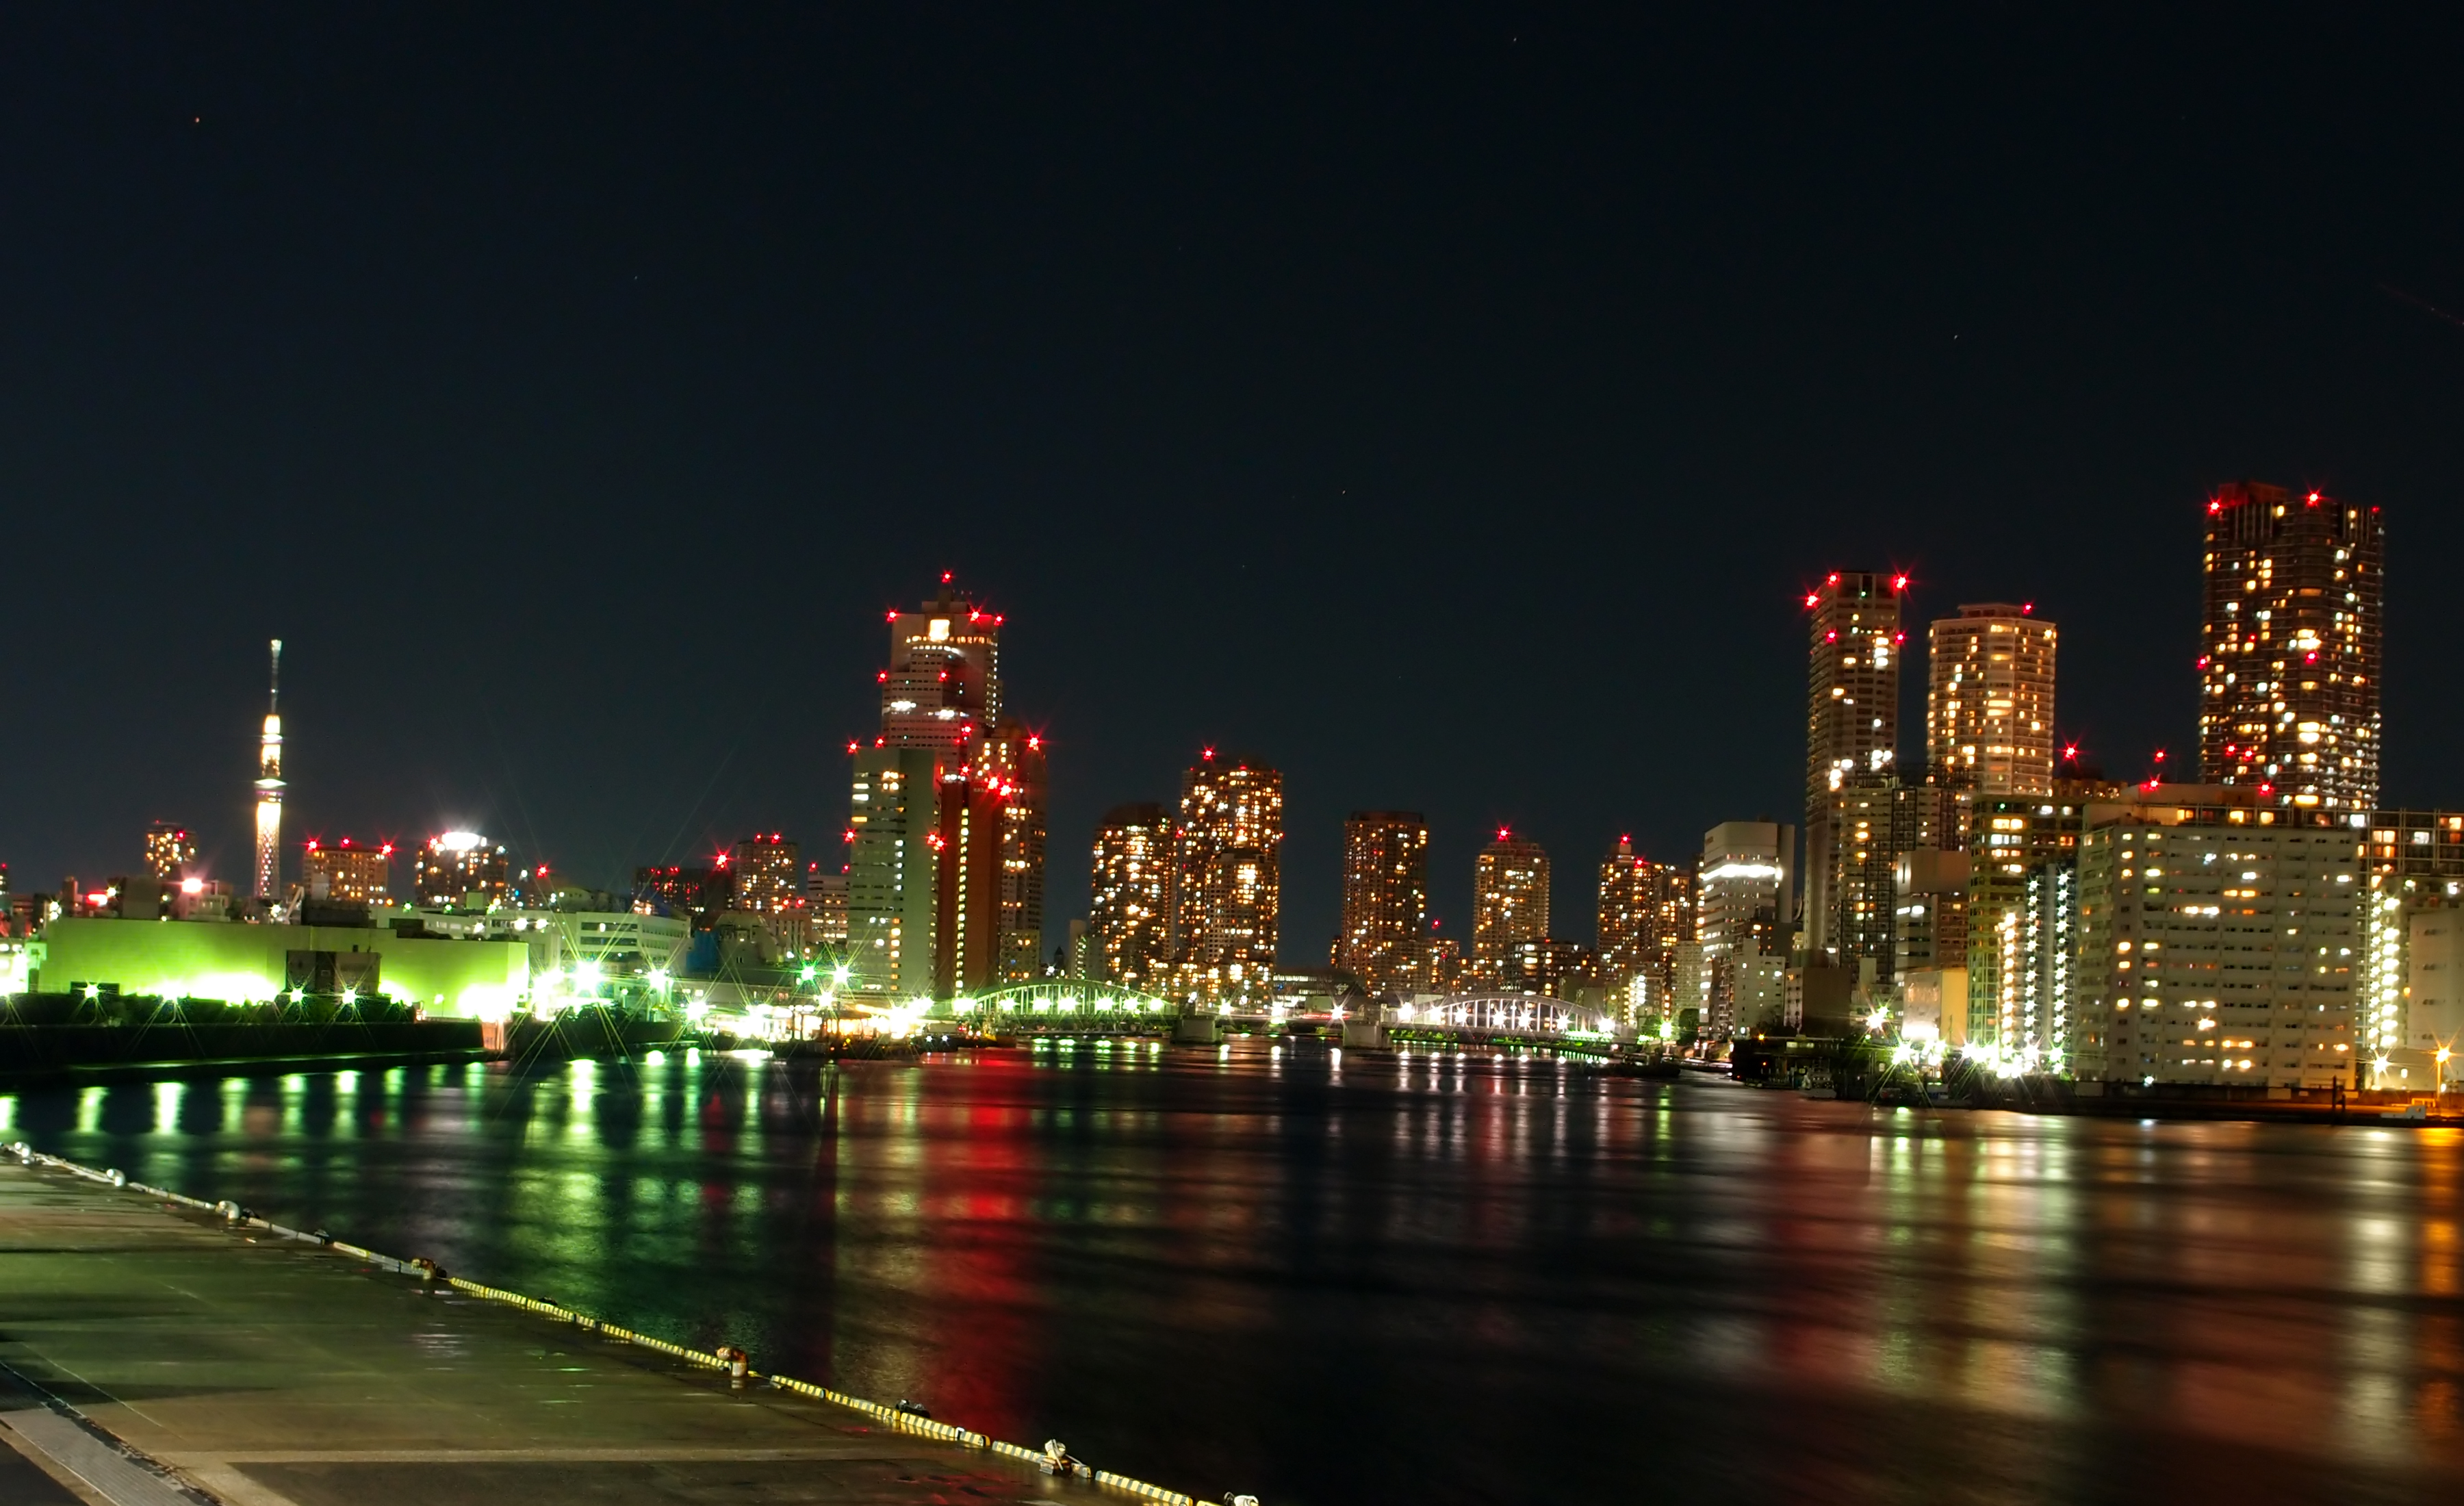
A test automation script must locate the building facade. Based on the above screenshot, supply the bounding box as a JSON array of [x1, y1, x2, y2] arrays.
[[2198, 482, 2384, 811], [1091, 803, 1175, 991], [2081, 786, 2359, 1089], [2360, 811, 2464, 1088], [1927, 603, 2057, 797], [984, 718, 1048, 984], [1171, 753, 1283, 1005], [1337, 811, 1429, 993]]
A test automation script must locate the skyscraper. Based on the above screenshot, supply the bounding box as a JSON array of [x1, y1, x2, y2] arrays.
[[1171, 751, 1283, 1005], [1804, 572, 1905, 967], [2198, 482, 2384, 811], [985, 718, 1049, 984], [1697, 820, 1793, 1036], [1471, 830, 1550, 986], [1090, 802, 1175, 991], [143, 823, 196, 882], [254, 639, 285, 901], [1337, 811, 1429, 993], [1595, 837, 1691, 1018], [846, 578, 1042, 999], [1927, 603, 2057, 797]]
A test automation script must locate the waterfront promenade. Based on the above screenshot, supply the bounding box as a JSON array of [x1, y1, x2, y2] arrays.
[[0, 1160, 1140, 1506]]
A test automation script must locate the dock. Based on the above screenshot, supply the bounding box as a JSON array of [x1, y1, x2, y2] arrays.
[[0, 1156, 1192, 1506]]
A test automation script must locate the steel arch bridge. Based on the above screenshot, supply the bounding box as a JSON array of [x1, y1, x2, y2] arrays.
[[945, 981, 1181, 1027], [1389, 993, 1617, 1038]]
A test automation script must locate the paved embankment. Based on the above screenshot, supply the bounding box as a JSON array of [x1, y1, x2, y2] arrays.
[[0, 1156, 1194, 1506]]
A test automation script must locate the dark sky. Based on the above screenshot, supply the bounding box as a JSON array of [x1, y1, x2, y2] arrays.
[[6, 6, 2462, 956]]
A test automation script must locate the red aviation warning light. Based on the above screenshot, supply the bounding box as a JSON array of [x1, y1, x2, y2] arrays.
[[1891, 574, 1908, 591], [1804, 592, 1821, 608]]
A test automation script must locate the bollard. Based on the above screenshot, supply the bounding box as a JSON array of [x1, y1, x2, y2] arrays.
[[1040, 1440, 1088, 1478], [107, 1169, 125, 1188], [896, 1399, 932, 1418], [1231, 1496, 1263, 1506], [716, 1345, 749, 1387], [411, 1257, 446, 1294]]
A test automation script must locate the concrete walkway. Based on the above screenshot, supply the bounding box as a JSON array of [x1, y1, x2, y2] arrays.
[[0, 1162, 1109, 1506]]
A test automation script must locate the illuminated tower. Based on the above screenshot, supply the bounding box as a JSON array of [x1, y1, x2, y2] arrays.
[[1171, 751, 1283, 1005], [1471, 830, 1550, 986], [985, 717, 1049, 984], [2198, 482, 2383, 810], [1337, 811, 1429, 993], [1927, 604, 2057, 797], [1091, 803, 1175, 990], [253, 639, 285, 901], [1804, 573, 1905, 969], [1595, 837, 1691, 1019]]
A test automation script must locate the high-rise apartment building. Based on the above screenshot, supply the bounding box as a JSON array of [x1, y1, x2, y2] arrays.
[[1596, 837, 1691, 1018], [1927, 604, 2057, 797], [1171, 753, 1283, 1005], [1698, 821, 1793, 1036], [2199, 483, 2384, 811], [984, 718, 1048, 984], [143, 823, 196, 882], [728, 834, 802, 915], [1805, 573, 1905, 967], [254, 639, 285, 900], [2081, 785, 2359, 1088], [1471, 830, 1550, 986], [1090, 803, 1175, 991], [303, 838, 392, 904], [1337, 812, 1429, 993], [846, 580, 1046, 999], [415, 832, 510, 908]]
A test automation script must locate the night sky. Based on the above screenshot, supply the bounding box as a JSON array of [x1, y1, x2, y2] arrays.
[[6, 8, 2461, 958]]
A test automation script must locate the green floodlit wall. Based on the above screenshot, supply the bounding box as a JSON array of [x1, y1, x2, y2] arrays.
[[34, 917, 530, 1017]]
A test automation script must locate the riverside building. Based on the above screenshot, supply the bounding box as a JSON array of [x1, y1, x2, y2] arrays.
[[1337, 811, 1429, 993], [2359, 812, 2464, 1089], [1170, 752, 1283, 1006], [1927, 604, 2057, 798], [1698, 820, 1793, 1037], [1596, 837, 1691, 1021], [1471, 830, 1550, 986], [2081, 785, 2359, 1090], [1091, 803, 1175, 991]]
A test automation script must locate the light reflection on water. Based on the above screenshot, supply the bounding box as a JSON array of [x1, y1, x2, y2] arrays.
[[6, 1041, 2464, 1503]]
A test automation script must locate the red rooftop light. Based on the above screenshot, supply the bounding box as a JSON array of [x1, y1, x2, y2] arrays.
[[1891, 574, 1908, 591]]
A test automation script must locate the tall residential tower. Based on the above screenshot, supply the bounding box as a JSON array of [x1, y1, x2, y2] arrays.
[[1171, 752, 1283, 1004], [1927, 604, 2057, 798], [1804, 574, 1905, 971], [2199, 482, 2383, 811], [1336, 811, 1429, 993], [1471, 830, 1550, 986]]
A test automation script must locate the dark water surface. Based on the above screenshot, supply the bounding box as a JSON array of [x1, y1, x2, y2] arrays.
[[7, 1039, 2464, 1504]]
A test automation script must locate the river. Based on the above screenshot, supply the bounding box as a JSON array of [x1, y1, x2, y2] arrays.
[[4, 1038, 2462, 1504]]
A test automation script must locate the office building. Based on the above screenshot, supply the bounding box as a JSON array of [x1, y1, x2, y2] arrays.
[[143, 824, 196, 882], [2359, 812, 2464, 1088], [984, 718, 1048, 984], [1471, 830, 1550, 986], [302, 838, 392, 904], [1805, 572, 1905, 969], [1699, 821, 1793, 1036], [254, 639, 285, 900], [1927, 604, 2058, 797], [2081, 785, 2359, 1088], [2198, 482, 2384, 811], [1171, 752, 1283, 1005], [1090, 804, 1175, 990], [1596, 837, 1691, 1019], [415, 832, 511, 909], [1337, 812, 1430, 993]]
